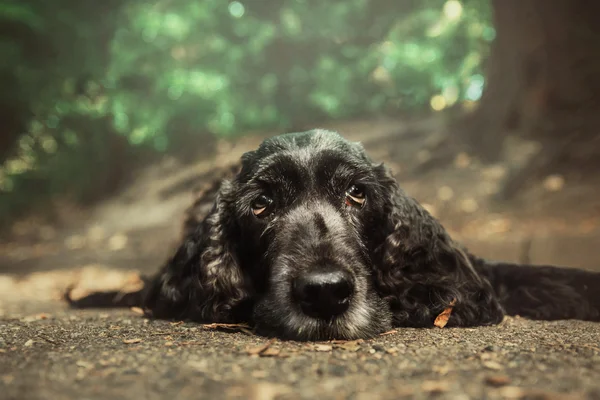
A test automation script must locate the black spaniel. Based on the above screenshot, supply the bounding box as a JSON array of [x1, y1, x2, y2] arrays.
[[67, 129, 600, 340]]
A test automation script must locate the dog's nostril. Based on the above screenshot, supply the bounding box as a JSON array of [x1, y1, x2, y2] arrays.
[[333, 282, 352, 301], [292, 269, 354, 319]]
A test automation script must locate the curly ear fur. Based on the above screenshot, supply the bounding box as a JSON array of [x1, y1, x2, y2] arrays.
[[143, 180, 252, 323], [180, 163, 242, 238], [372, 164, 505, 328]]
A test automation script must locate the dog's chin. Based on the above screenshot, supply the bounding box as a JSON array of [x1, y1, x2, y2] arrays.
[[252, 294, 392, 341]]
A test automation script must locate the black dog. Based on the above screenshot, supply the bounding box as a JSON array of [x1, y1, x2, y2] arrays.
[[67, 129, 600, 340]]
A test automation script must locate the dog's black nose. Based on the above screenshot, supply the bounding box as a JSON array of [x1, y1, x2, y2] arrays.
[[293, 270, 353, 319]]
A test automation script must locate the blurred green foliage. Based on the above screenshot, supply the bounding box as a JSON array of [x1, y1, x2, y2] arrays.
[[0, 0, 493, 224]]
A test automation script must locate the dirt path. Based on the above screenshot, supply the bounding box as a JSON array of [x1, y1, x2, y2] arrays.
[[2, 310, 599, 400], [1, 117, 600, 399]]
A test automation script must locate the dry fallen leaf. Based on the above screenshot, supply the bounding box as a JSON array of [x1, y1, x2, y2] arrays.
[[259, 348, 282, 357], [333, 340, 363, 352], [202, 322, 251, 330], [314, 344, 333, 352], [434, 299, 457, 328], [246, 339, 276, 355], [130, 307, 145, 315], [485, 375, 511, 387], [122, 338, 142, 344]]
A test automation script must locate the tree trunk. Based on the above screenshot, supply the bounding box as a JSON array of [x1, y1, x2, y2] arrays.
[[457, 0, 600, 197]]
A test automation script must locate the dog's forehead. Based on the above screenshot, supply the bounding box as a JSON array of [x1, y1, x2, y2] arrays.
[[242, 129, 368, 172], [262, 129, 357, 154]]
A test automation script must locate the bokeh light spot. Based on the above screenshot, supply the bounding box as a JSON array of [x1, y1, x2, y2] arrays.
[[466, 74, 485, 101], [46, 115, 59, 129], [430, 95, 446, 111], [482, 26, 496, 41], [443, 0, 463, 20], [228, 2, 245, 18], [130, 127, 149, 145], [114, 111, 130, 134], [42, 137, 58, 153], [442, 85, 459, 105], [164, 13, 190, 39]]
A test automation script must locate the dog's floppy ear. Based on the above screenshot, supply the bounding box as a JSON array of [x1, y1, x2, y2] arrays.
[[143, 180, 251, 323], [371, 164, 504, 328]]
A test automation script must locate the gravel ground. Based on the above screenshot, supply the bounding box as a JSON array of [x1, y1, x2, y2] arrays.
[[1, 308, 599, 400]]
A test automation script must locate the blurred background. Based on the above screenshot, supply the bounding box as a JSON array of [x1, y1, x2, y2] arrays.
[[1, 0, 599, 303]]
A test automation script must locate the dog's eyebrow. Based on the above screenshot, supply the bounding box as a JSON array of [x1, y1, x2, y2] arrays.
[[245, 148, 371, 192], [315, 153, 373, 183], [248, 153, 306, 186]]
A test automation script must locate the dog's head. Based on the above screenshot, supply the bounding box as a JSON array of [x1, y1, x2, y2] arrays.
[[146, 129, 503, 340], [232, 130, 394, 339]]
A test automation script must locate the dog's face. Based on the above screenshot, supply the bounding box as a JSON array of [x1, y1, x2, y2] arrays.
[[229, 130, 393, 339]]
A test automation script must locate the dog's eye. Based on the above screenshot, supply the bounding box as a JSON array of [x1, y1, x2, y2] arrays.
[[345, 184, 366, 208], [252, 194, 273, 217]]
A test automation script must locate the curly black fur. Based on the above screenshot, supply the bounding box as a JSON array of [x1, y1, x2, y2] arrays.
[[66, 129, 600, 340]]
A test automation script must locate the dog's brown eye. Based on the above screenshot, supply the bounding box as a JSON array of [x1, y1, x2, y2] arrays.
[[345, 185, 366, 208], [252, 194, 273, 217]]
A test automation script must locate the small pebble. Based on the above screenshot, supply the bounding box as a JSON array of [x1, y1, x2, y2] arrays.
[[372, 345, 385, 352]]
